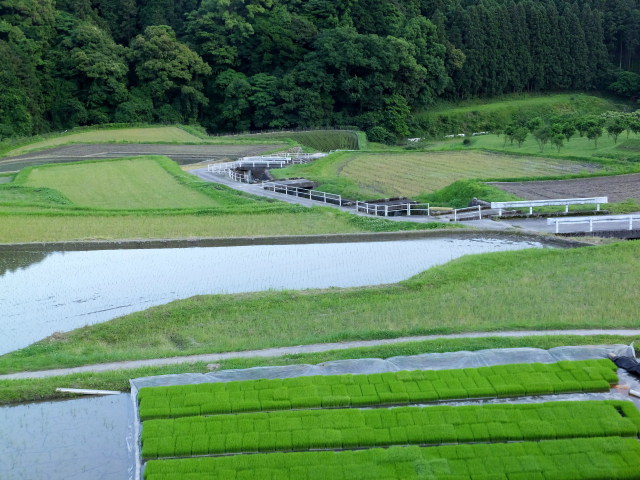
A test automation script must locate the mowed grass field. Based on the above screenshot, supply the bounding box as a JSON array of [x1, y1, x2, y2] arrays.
[[274, 151, 601, 199], [23, 158, 222, 209], [4, 240, 638, 372]]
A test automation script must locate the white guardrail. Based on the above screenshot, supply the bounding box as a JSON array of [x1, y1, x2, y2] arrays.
[[491, 197, 608, 215], [356, 202, 430, 216], [207, 153, 328, 176], [262, 182, 343, 206], [547, 214, 640, 233], [452, 205, 484, 221]]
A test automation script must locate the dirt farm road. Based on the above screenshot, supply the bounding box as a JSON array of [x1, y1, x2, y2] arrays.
[[2, 330, 639, 380], [0, 144, 279, 172]]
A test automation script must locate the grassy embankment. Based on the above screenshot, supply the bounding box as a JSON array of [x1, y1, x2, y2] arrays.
[[0, 124, 289, 158], [2, 240, 638, 378], [1, 334, 638, 405], [413, 93, 628, 137], [0, 155, 447, 243]]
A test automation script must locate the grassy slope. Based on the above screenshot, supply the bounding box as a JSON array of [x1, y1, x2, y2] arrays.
[[413, 93, 627, 137], [421, 93, 621, 117], [2, 241, 638, 373], [430, 131, 640, 160], [1, 334, 637, 404], [273, 150, 606, 199], [1, 125, 288, 157]]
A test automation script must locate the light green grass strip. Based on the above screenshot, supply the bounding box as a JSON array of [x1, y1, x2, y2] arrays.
[[137, 359, 617, 420], [141, 400, 640, 458], [143, 436, 640, 480], [4, 127, 209, 156], [21, 157, 224, 209]]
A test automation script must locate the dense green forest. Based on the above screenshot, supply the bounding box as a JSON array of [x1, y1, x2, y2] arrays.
[[2, 0, 640, 139]]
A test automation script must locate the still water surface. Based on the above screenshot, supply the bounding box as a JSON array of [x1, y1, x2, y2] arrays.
[[0, 237, 549, 354], [0, 394, 133, 480]]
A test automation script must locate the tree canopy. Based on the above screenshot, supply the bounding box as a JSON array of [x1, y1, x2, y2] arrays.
[[1, 0, 640, 139]]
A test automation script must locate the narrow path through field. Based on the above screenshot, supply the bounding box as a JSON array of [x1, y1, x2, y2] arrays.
[[0, 144, 279, 172], [3, 329, 638, 380]]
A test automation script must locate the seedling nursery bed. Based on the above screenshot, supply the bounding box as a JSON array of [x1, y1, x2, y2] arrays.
[[131, 347, 640, 480]]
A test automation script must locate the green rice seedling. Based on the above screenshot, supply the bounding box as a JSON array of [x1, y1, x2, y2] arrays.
[[582, 380, 612, 392], [258, 432, 279, 452], [388, 426, 409, 444], [341, 429, 361, 448], [190, 435, 210, 456], [291, 430, 309, 450], [240, 432, 260, 452], [321, 395, 350, 407], [275, 431, 293, 450], [331, 385, 349, 396], [174, 435, 193, 456]]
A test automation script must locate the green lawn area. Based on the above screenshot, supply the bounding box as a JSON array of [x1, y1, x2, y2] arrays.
[[273, 150, 604, 199], [2, 240, 638, 373]]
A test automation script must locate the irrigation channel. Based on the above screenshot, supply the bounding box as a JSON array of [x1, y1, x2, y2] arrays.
[[0, 234, 557, 355]]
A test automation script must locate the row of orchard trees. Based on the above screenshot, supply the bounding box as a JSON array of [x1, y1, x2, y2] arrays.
[[2, 0, 640, 140], [503, 111, 640, 150]]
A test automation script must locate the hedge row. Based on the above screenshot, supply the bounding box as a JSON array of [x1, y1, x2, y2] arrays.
[[141, 400, 640, 458], [143, 436, 640, 480], [138, 359, 617, 420]]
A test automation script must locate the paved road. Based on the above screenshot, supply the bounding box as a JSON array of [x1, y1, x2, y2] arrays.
[[0, 144, 278, 172], [2, 329, 638, 380]]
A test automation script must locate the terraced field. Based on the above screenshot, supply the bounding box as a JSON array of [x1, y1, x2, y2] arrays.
[[274, 151, 601, 199], [137, 359, 640, 480]]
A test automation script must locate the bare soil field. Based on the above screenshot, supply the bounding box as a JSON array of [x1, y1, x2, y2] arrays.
[[0, 144, 279, 172], [488, 173, 640, 203]]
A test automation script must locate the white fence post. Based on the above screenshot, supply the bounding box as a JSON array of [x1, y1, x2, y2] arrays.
[[478, 205, 482, 219]]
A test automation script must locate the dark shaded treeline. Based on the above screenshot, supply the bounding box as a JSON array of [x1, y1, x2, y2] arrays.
[[1, 0, 639, 139]]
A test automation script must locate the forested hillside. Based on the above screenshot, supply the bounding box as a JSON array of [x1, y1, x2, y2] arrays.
[[2, 0, 639, 139]]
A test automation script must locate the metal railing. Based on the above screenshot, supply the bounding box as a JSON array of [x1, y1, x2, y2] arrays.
[[491, 197, 608, 216], [547, 214, 640, 233], [262, 182, 343, 206], [452, 205, 484, 221], [227, 169, 249, 183], [355, 202, 430, 217]]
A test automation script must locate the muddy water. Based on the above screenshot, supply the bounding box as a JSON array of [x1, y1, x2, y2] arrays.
[[0, 394, 133, 480], [0, 237, 550, 355]]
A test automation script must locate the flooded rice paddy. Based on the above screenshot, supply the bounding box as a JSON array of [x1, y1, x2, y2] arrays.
[[0, 236, 550, 355], [0, 394, 134, 480]]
